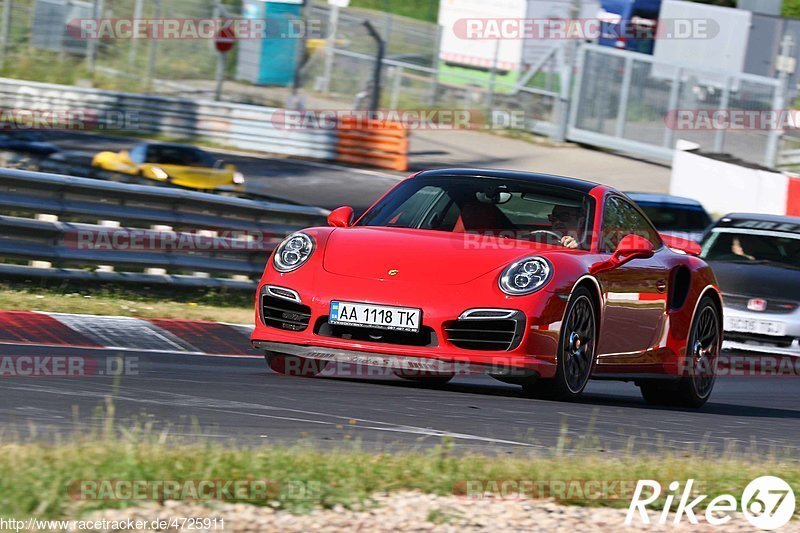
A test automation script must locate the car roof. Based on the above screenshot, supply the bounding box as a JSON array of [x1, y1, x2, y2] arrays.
[[138, 142, 206, 151], [624, 192, 706, 207], [413, 168, 601, 194], [712, 213, 800, 233]]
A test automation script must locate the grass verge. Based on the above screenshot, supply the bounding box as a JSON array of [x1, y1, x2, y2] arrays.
[[1, 425, 798, 520], [0, 279, 253, 323]]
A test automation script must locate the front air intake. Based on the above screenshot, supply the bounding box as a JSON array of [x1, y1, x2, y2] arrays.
[[261, 295, 311, 331], [444, 310, 524, 351]]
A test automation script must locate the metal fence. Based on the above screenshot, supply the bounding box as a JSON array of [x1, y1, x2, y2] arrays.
[[0, 168, 329, 289], [303, 47, 560, 137], [568, 44, 784, 167], [0, 77, 339, 159]]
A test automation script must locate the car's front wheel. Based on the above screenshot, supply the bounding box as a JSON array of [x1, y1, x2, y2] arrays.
[[639, 295, 720, 408], [265, 352, 328, 377], [523, 286, 597, 401]]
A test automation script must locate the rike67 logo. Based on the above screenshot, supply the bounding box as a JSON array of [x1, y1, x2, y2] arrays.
[[626, 476, 796, 530]]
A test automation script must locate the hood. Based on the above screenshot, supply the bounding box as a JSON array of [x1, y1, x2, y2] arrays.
[[322, 227, 569, 285], [709, 260, 800, 300]]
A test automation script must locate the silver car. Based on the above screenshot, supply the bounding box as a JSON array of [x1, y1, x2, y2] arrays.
[[699, 213, 800, 355]]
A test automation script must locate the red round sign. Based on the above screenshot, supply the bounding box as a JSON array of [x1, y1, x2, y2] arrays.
[[215, 25, 236, 53]]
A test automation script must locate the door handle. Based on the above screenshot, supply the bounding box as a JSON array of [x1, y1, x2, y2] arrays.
[[656, 279, 667, 293]]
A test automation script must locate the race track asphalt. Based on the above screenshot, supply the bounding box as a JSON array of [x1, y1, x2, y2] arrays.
[[0, 343, 797, 453]]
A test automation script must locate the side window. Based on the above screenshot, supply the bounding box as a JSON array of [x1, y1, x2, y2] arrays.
[[602, 196, 660, 252], [129, 144, 146, 164]]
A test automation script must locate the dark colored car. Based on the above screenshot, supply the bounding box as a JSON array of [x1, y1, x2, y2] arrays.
[[699, 213, 800, 355], [626, 192, 713, 242], [0, 131, 60, 156]]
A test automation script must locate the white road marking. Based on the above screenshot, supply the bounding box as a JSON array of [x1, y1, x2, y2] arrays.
[[47, 313, 200, 353], [3, 382, 541, 448]]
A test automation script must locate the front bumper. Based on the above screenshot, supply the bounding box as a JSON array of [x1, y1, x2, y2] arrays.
[[251, 276, 569, 378], [253, 340, 545, 376], [722, 306, 800, 356]]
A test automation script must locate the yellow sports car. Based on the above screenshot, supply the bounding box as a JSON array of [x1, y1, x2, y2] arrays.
[[91, 142, 244, 190]]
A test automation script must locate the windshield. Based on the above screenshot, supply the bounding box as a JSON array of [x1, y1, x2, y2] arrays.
[[636, 203, 711, 232], [145, 145, 218, 167], [358, 176, 595, 249], [700, 229, 800, 268]]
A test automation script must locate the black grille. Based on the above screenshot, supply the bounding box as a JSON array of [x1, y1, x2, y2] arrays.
[[261, 295, 311, 331], [724, 294, 798, 315], [445, 317, 523, 351], [316, 318, 437, 347]]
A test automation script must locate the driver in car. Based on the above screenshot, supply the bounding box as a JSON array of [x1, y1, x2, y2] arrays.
[[549, 205, 584, 249]]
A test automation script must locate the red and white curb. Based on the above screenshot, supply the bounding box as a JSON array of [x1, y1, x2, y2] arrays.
[[0, 310, 258, 356]]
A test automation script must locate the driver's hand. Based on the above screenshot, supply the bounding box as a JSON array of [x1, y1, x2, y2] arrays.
[[561, 235, 578, 249]]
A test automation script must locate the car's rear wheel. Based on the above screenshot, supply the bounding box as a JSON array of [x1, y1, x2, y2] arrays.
[[639, 295, 720, 408], [523, 287, 597, 401], [265, 352, 328, 377], [393, 369, 454, 386]]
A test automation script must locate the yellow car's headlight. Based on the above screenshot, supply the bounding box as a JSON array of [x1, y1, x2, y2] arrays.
[[151, 167, 169, 181]]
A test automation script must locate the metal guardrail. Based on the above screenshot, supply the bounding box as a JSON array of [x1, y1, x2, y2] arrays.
[[777, 149, 800, 168], [0, 77, 338, 160], [0, 168, 329, 290]]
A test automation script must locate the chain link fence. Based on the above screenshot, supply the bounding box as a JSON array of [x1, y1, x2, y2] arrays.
[[569, 44, 783, 167]]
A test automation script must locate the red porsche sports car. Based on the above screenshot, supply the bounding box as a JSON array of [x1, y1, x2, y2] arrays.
[[251, 169, 723, 407]]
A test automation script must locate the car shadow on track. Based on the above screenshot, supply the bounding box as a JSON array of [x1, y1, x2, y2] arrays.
[[308, 374, 800, 420]]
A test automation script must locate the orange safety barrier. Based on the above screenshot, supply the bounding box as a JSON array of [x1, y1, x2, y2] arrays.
[[336, 116, 409, 171]]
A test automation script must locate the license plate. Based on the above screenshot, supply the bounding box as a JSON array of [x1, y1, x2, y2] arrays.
[[330, 301, 421, 332], [724, 317, 786, 336]]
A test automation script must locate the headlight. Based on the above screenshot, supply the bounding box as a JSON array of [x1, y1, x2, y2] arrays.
[[499, 256, 551, 295], [273, 232, 315, 272], [151, 166, 169, 180], [233, 171, 245, 184]]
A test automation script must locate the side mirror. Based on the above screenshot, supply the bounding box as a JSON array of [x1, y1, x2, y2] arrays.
[[327, 206, 354, 228], [224, 163, 236, 171], [590, 234, 654, 275], [118, 150, 133, 164]]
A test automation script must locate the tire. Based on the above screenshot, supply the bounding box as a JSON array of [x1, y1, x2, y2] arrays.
[[265, 352, 328, 377], [639, 295, 721, 408], [523, 286, 597, 401], [393, 369, 454, 386]]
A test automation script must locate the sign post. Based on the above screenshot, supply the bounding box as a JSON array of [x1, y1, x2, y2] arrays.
[[214, 24, 236, 101], [322, 0, 349, 93]]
